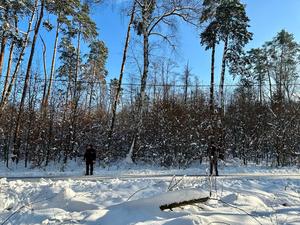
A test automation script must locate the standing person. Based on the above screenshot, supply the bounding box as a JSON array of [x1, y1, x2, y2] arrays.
[[208, 141, 219, 176], [84, 144, 96, 175]]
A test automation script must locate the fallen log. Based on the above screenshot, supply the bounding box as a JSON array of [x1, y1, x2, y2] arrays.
[[160, 197, 210, 211]]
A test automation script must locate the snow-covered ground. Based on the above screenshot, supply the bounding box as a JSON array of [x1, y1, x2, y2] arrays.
[[1, 160, 300, 225], [1, 158, 300, 178]]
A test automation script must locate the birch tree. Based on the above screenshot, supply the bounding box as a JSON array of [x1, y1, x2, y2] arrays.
[[128, 0, 200, 162]]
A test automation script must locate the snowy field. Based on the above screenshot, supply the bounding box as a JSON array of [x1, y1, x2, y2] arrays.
[[1, 160, 300, 225]]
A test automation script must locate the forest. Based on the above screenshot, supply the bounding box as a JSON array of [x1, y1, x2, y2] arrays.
[[0, 0, 299, 169]]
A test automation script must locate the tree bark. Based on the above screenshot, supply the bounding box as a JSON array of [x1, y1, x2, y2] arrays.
[[259, 73, 263, 104], [88, 62, 96, 114], [184, 63, 189, 104], [160, 197, 209, 211], [45, 107, 54, 166], [1, 41, 15, 102], [219, 37, 228, 116], [267, 69, 272, 104], [69, 25, 81, 157], [1, 14, 18, 100], [209, 41, 218, 176], [0, 9, 9, 78], [44, 19, 60, 109], [107, 1, 136, 150], [209, 43, 216, 114], [40, 36, 48, 112], [132, 19, 150, 158], [128, 1, 151, 161], [0, 35, 8, 78]]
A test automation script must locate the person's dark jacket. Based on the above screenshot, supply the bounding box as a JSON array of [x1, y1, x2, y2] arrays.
[[84, 147, 96, 163]]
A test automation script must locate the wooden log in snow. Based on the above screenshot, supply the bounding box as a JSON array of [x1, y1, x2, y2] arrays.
[[160, 197, 210, 211]]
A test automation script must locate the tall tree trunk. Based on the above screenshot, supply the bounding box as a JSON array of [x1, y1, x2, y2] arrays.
[[40, 36, 48, 112], [136, 29, 149, 144], [209, 43, 216, 114], [88, 63, 96, 115], [0, 9, 9, 78], [44, 19, 60, 109], [69, 26, 81, 157], [12, 0, 44, 161], [0, 35, 8, 78], [218, 38, 228, 162], [1, 41, 15, 102], [88, 83, 94, 114], [128, 4, 150, 162], [25, 75, 37, 167], [209, 41, 217, 176], [6, 78, 18, 167], [107, 1, 136, 151], [153, 72, 157, 103], [0, 1, 37, 111], [184, 63, 189, 104], [259, 74, 263, 104], [74, 27, 81, 106], [1, 12, 17, 99], [267, 69, 272, 104], [45, 106, 54, 166], [219, 37, 228, 116]]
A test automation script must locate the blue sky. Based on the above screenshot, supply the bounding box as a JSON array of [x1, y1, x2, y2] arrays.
[[35, 0, 300, 86]]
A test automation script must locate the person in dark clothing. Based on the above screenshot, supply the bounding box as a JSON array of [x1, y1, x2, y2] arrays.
[[84, 144, 96, 175], [208, 143, 219, 176]]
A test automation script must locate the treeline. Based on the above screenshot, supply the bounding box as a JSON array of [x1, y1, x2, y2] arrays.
[[0, 73, 299, 168], [0, 0, 299, 168]]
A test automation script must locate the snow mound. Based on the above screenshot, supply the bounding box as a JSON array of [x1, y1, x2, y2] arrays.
[[96, 189, 207, 225], [221, 193, 238, 204], [35, 186, 99, 212]]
